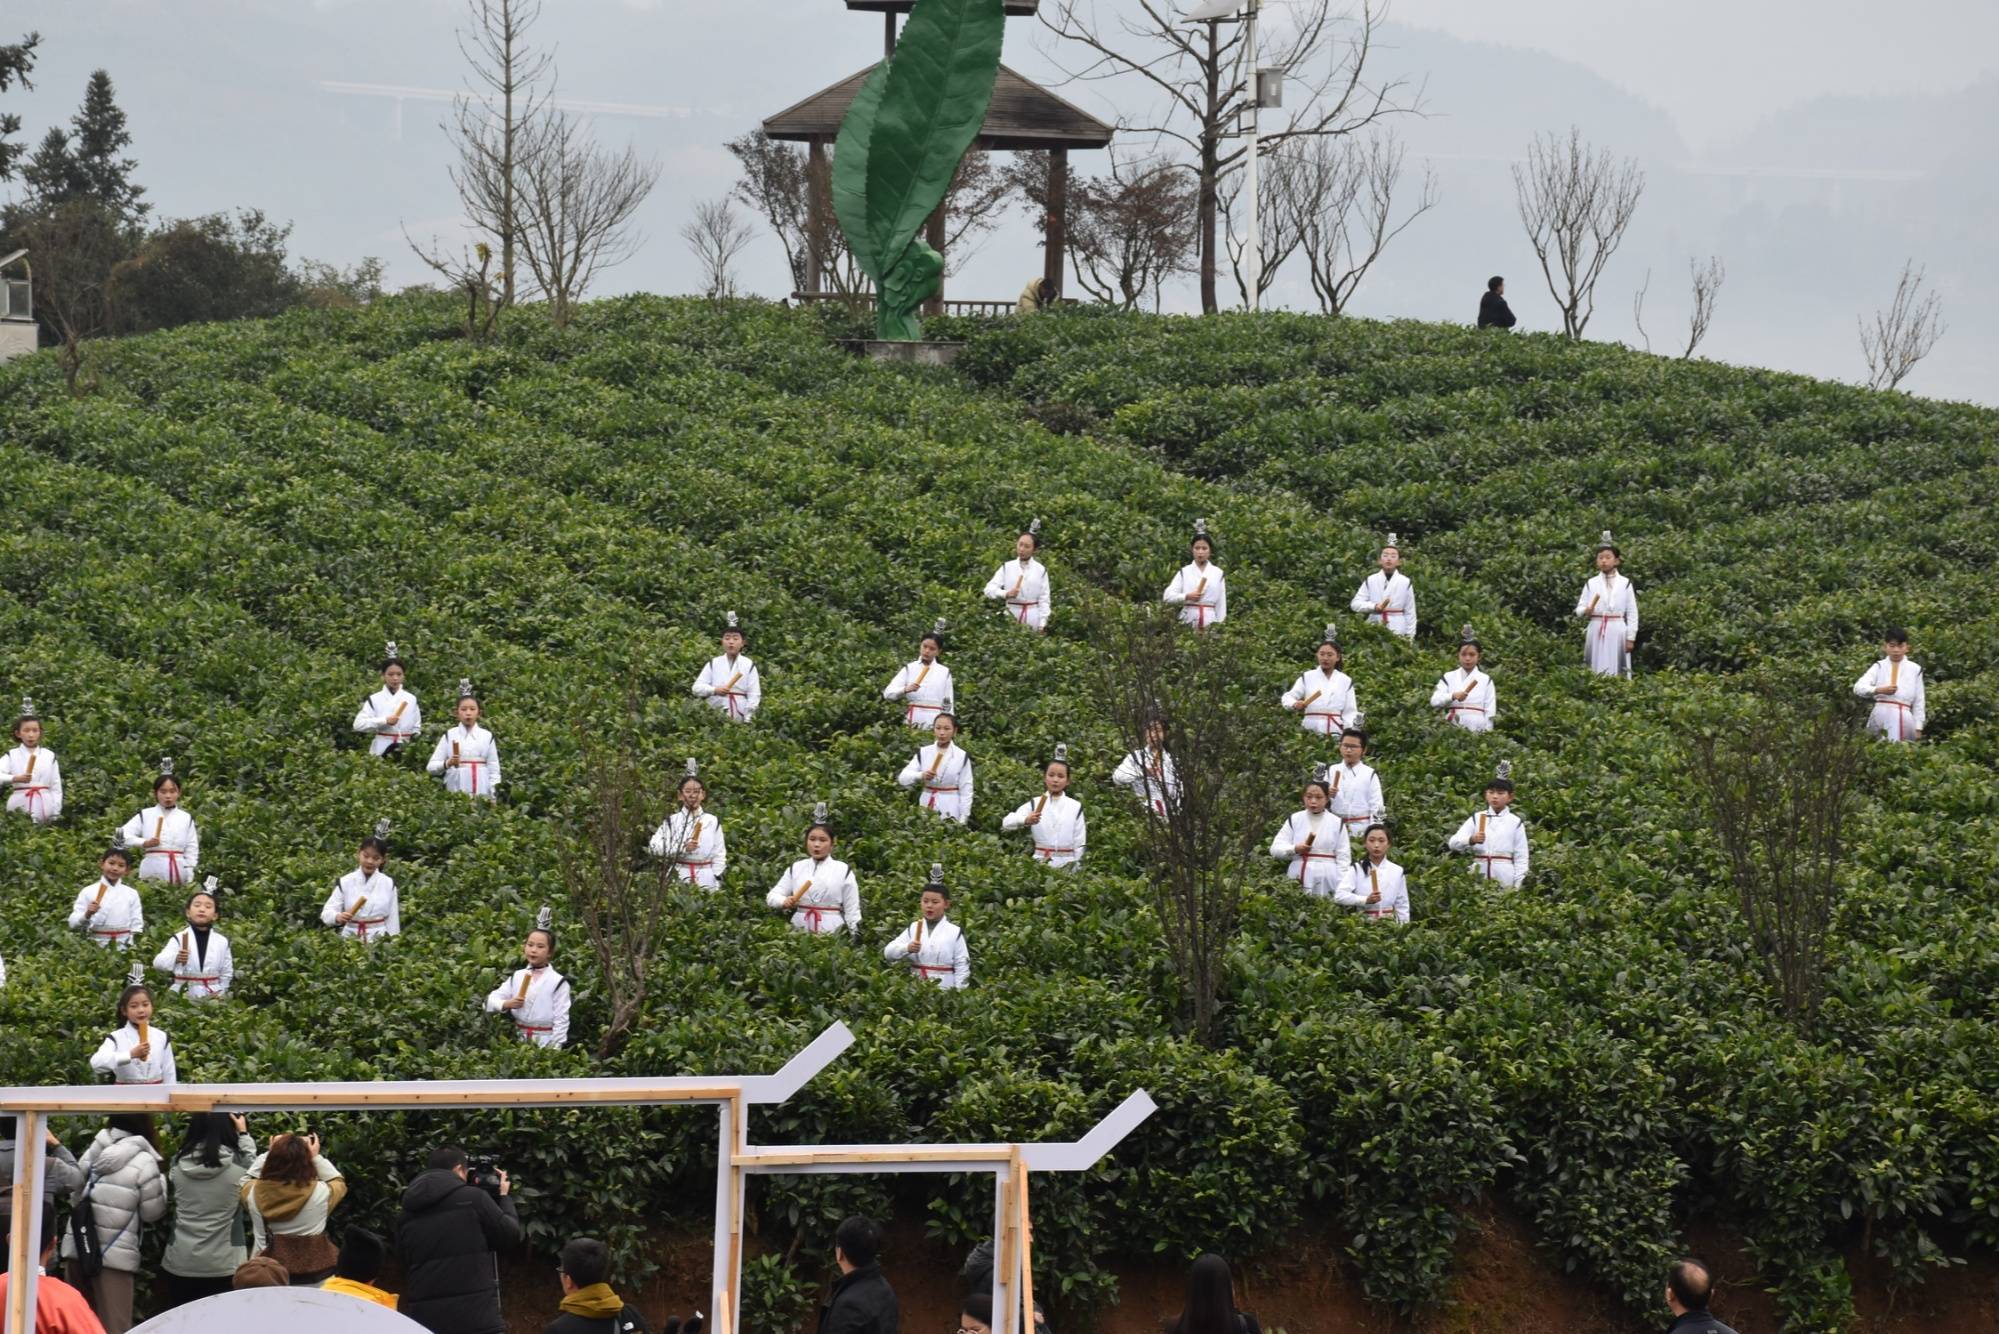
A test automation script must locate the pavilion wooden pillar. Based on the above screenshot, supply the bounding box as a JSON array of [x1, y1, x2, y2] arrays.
[[1044, 146, 1069, 298], [805, 139, 830, 294]]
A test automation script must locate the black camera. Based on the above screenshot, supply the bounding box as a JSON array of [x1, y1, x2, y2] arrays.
[[466, 1157, 505, 1195]]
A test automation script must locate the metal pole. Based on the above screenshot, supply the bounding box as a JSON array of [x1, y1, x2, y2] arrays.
[[1243, 0, 1261, 311]]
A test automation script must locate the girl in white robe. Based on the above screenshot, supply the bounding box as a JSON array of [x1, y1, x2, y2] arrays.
[[3, 697, 63, 823], [766, 809, 862, 938], [91, 978, 178, 1086], [426, 681, 502, 798], [1328, 727, 1387, 848], [352, 642, 423, 756], [1350, 534, 1416, 640], [1001, 744, 1086, 868], [1447, 765, 1531, 888], [883, 622, 955, 729], [1281, 627, 1359, 738], [649, 760, 727, 888], [691, 612, 761, 721], [1163, 520, 1226, 630], [121, 762, 200, 885], [982, 522, 1052, 632], [485, 911, 571, 1048], [1429, 629, 1497, 733], [152, 882, 233, 1000], [1113, 720, 1181, 821], [897, 712, 974, 823], [1575, 533, 1638, 677], [882, 868, 971, 989], [321, 825, 400, 941], [1335, 821, 1410, 922], [1270, 770, 1353, 896]]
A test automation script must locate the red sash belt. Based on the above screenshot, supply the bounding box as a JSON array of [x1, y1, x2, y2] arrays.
[[89, 927, 133, 940], [13, 784, 49, 814], [149, 848, 185, 883], [1878, 698, 1913, 740], [1007, 599, 1039, 626], [800, 905, 839, 933], [1590, 612, 1622, 641], [173, 974, 221, 994], [1476, 854, 1515, 877], [1035, 846, 1076, 860], [905, 700, 942, 724], [513, 1021, 552, 1035], [924, 783, 958, 810], [1446, 704, 1486, 723], [715, 689, 747, 719], [351, 914, 389, 939], [914, 963, 953, 979], [459, 759, 485, 795], [1304, 711, 1344, 733]]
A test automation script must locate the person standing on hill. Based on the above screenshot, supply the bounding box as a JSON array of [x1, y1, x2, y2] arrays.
[[1282, 625, 1359, 738], [1429, 627, 1497, 733], [884, 621, 956, 730], [484, 906, 571, 1049], [1328, 726, 1386, 849], [1663, 1258, 1738, 1334], [650, 759, 727, 888], [1351, 534, 1416, 640], [896, 712, 974, 823], [983, 520, 1051, 632], [1575, 531, 1639, 677], [69, 842, 142, 950], [882, 866, 971, 989], [1448, 762, 1530, 889], [1478, 276, 1517, 329], [427, 680, 502, 799], [767, 805, 863, 939], [353, 641, 423, 756], [3, 695, 64, 823], [120, 759, 199, 885], [152, 880, 233, 1000], [1270, 766, 1353, 896], [1852, 628, 1925, 742], [322, 821, 400, 942], [1335, 819, 1409, 922], [1163, 520, 1227, 630], [1001, 743, 1086, 869], [691, 612, 761, 722]]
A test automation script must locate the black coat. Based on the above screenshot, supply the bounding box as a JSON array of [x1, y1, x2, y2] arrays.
[[818, 1262, 899, 1334], [1667, 1312, 1738, 1334], [1478, 290, 1517, 329], [545, 1305, 650, 1334], [395, 1168, 523, 1334]]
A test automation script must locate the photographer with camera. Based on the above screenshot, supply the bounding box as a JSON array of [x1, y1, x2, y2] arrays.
[[395, 1146, 522, 1334]]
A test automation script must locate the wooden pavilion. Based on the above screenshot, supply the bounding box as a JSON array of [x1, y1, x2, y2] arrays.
[[762, 0, 1113, 313]]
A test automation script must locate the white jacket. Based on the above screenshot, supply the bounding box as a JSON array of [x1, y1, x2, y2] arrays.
[[983, 558, 1051, 631], [1852, 657, 1925, 741], [91, 1021, 178, 1086], [70, 879, 143, 947], [1430, 668, 1497, 732], [1326, 761, 1385, 838], [1113, 748, 1181, 818], [485, 965, 571, 1048], [883, 916, 971, 988], [649, 807, 727, 887], [321, 869, 400, 940], [884, 659, 955, 728], [1334, 857, 1410, 922], [1163, 561, 1226, 628], [897, 742, 974, 823], [1001, 792, 1086, 868], [1270, 810, 1353, 895], [2, 743, 63, 822], [65, 1128, 167, 1274], [152, 926, 234, 999], [1448, 807, 1531, 887], [1575, 573, 1638, 676], [1281, 667, 1357, 737], [1351, 570, 1416, 639], [692, 653, 761, 721], [427, 723, 501, 797], [352, 685, 423, 756], [120, 805, 200, 883], [767, 856, 861, 936]]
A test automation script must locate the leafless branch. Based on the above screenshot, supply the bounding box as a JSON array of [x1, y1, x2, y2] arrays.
[[1512, 127, 1645, 340], [445, 0, 554, 308], [1292, 131, 1437, 315], [514, 108, 661, 327], [680, 197, 756, 301], [1631, 266, 1652, 354], [1859, 259, 1946, 392], [1682, 254, 1724, 359]]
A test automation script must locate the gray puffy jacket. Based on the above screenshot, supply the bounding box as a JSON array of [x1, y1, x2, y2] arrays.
[[64, 1128, 167, 1273]]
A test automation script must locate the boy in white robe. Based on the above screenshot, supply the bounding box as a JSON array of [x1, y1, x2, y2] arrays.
[[1350, 533, 1416, 640], [121, 760, 200, 884], [152, 880, 233, 1000], [426, 680, 502, 798], [1001, 743, 1086, 868], [3, 696, 63, 823], [1430, 627, 1497, 733], [897, 712, 975, 823], [1335, 820, 1410, 922], [352, 642, 423, 756], [1282, 626, 1359, 738], [485, 906, 571, 1048], [1448, 762, 1531, 888], [649, 759, 727, 888], [1162, 519, 1226, 630], [982, 521, 1052, 632], [767, 806, 863, 937], [1575, 532, 1638, 677], [1852, 628, 1925, 742], [884, 621, 956, 729], [883, 867, 971, 989], [70, 843, 142, 948], [691, 611, 762, 722], [1328, 726, 1386, 848]]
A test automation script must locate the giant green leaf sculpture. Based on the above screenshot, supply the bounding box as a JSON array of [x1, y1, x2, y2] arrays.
[[833, 0, 1006, 341]]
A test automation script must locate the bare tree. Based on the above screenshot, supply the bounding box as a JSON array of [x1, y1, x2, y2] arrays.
[[727, 129, 859, 296], [1292, 131, 1437, 315], [564, 714, 679, 1062], [1087, 603, 1289, 1046], [446, 0, 552, 309], [939, 150, 1020, 278], [404, 230, 504, 341], [1039, 0, 1418, 314], [14, 197, 124, 395], [1681, 255, 1724, 359], [1010, 149, 1198, 310], [514, 109, 660, 327], [1686, 691, 1862, 1037], [1631, 266, 1652, 353], [681, 197, 755, 300], [1859, 259, 1946, 392], [1219, 146, 1307, 307], [1512, 127, 1645, 340]]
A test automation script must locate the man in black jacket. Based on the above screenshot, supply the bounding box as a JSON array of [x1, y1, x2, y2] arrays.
[[819, 1215, 898, 1334], [546, 1237, 650, 1334], [396, 1146, 523, 1334], [1478, 276, 1517, 329], [1663, 1258, 1738, 1334]]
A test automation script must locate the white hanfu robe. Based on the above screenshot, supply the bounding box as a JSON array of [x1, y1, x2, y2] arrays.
[[120, 806, 200, 885], [3, 744, 63, 823], [69, 880, 143, 948], [1351, 570, 1417, 640], [1270, 810, 1354, 896], [152, 927, 234, 999], [485, 965, 571, 1048], [1852, 657, 1926, 742], [320, 869, 401, 941], [1326, 760, 1386, 845], [1113, 748, 1181, 820], [91, 1022, 177, 1086], [983, 558, 1052, 631], [767, 857, 862, 937], [1334, 857, 1411, 922], [1001, 793, 1086, 869], [1281, 668, 1358, 738], [897, 742, 974, 823], [1430, 668, 1497, 733], [426, 724, 501, 798], [1448, 807, 1531, 888], [1163, 562, 1227, 629], [352, 686, 423, 756], [883, 917, 970, 989], [1574, 573, 1639, 677], [884, 659, 955, 730], [692, 654, 762, 722], [648, 808, 727, 888]]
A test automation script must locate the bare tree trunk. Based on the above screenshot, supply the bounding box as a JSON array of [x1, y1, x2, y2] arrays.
[[1859, 259, 1946, 391]]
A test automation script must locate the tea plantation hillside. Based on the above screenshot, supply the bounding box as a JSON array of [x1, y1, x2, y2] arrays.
[[2, 296, 1997, 1331]]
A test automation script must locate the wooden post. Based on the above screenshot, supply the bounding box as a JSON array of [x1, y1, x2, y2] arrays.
[[710, 1099, 747, 1333], [994, 1167, 1020, 1334], [6, 1110, 46, 1334], [1043, 147, 1069, 299], [1011, 1147, 1037, 1334], [805, 139, 829, 295], [885, 12, 897, 56], [924, 204, 948, 318]]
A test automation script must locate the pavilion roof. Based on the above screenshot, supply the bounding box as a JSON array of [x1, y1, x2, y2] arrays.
[[763, 63, 1113, 152]]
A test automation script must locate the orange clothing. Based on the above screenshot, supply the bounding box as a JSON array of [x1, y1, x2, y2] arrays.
[[0, 1270, 108, 1333], [321, 1276, 399, 1309]]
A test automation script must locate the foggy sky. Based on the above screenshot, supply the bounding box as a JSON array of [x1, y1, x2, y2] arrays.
[[4, 1, 1994, 403]]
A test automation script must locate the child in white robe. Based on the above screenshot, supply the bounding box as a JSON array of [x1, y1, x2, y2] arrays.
[[691, 611, 762, 721], [152, 880, 233, 1000], [884, 621, 956, 730], [1852, 627, 1925, 742], [121, 760, 200, 885], [1162, 519, 1226, 630], [1350, 533, 1416, 640], [649, 759, 727, 888], [321, 823, 400, 941], [1575, 532, 1638, 677], [352, 642, 423, 756], [882, 867, 971, 989], [1281, 626, 1359, 738], [897, 712, 974, 823], [3, 696, 63, 823], [1335, 821, 1410, 922], [1270, 767, 1353, 897], [983, 521, 1052, 631], [766, 806, 862, 938], [1001, 744, 1086, 868], [70, 843, 142, 948], [91, 973, 177, 1086], [1429, 627, 1497, 733], [1447, 762, 1531, 888], [426, 680, 502, 798], [485, 907, 571, 1048]]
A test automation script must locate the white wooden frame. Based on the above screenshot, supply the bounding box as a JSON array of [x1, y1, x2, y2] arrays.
[[3, 1023, 1153, 1334]]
